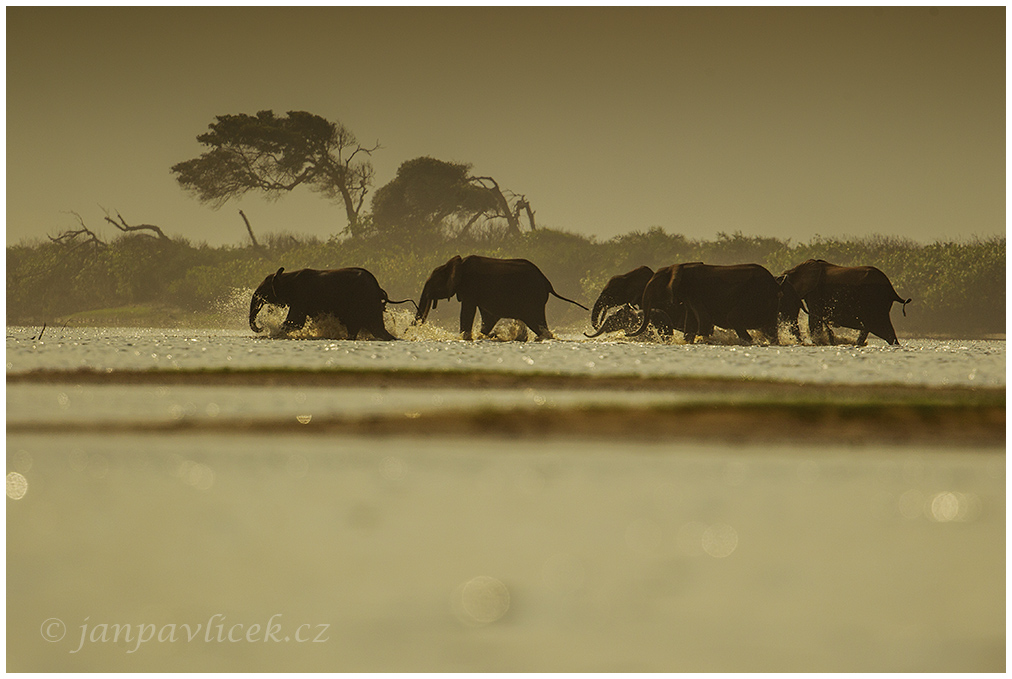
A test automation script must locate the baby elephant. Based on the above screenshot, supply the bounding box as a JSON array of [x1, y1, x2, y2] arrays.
[[249, 267, 413, 340], [415, 255, 589, 340]]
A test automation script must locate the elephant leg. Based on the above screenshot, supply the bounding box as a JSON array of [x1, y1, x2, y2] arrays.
[[825, 325, 837, 345], [808, 313, 828, 345], [657, 315, 675, 338], [368, 320, 396, 341], [855, 329, 869, 346], [478, 308, 501, 337], [369, 303, 397, 341], [523, 307, 552, 340], [762, 318, 780, 345], [459, 300, 478, 340], [283, 308, 308, 333], [788, 319, 803, 343], [865, 310, 899, 346], [688, 304, 714, 344], [725, 305, 754, 344], [681, 309, 700, 344]]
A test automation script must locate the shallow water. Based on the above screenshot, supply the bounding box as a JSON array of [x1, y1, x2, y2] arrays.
[[6, 325, 1004, 387], [7, 434, 1004, 672], [6, 322, 1004, 671]]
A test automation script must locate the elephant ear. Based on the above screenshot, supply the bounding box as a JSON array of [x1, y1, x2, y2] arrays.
[[627, 266, 655, 303], [446, 255, 463, 297], [666, 265, 681, 304], [789, 261, 823, 298], [270, 267, 285, 297]]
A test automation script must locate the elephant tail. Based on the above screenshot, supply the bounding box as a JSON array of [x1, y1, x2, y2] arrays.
[[387, 297, 419, 312], [549, 290, 590, 311], [899, 296, 912, 317]]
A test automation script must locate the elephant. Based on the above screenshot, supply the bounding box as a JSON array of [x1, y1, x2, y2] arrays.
[[778, 259, 911, 346], [628, 262, 781, 344], [585, 266, 682, 338], [249, 267, 414, 340], [415, 255, 589, 340]]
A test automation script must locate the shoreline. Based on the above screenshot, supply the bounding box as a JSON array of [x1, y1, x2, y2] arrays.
[[8, 402, 1005, 446], [6, 366, 1005, 402], [8, 367, 1004, 445]]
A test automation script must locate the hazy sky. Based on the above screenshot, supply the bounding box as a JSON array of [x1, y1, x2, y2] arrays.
[[6, 6, 1005, 247]]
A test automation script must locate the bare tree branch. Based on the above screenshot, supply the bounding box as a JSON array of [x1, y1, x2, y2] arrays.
[[101, 209, 171, 241], [238, 210, 261, 249], [470, 176, 523, 237], [516, 196, 536, 231], [48, 211, 107, 250]]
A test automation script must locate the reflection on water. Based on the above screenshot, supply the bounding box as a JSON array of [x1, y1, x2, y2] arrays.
[[6, 326, 1005, 386], [6, 322, 1004, 670], [6, 434, 1004, 672]]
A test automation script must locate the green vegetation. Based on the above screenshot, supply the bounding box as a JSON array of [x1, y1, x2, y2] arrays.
[[6, 227, 1004, 337], [15, 107, 999, 336]]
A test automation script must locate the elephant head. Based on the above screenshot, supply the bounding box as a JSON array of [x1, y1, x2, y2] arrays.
[[415, 255, 463, 324], [780, 259, 827, 299], [249, 267, 285, 333], [627, 265, 679, 337], [590, 266, 654, 329], [776, 274, 808, 318]]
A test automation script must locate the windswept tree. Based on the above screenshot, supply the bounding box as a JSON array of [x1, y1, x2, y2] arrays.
[[171, 110, 378, 237], [371, 157, 535, 241]]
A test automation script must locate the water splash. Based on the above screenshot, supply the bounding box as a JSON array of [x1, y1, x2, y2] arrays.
[[212, 287, 258, 331]]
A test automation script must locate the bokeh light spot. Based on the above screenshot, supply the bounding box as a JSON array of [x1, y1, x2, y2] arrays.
[[701, 523, 738, 558], [454, 576, 510, 625], [7, 472, 28, 500]]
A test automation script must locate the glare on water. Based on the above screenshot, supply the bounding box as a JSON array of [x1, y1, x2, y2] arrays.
[[5, 321, 1004, 672], [5, 323, 1004, 387]]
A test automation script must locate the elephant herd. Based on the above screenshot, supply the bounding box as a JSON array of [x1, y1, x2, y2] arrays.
[[249, 255, 911, 346]]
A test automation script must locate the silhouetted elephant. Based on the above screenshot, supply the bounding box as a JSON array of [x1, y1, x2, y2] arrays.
[[628, 263, 781, 344], [585, 266, 683, 338], [415, 255, 589, 340], [249, 267, 413, 340], [778, 259, 911, 346]]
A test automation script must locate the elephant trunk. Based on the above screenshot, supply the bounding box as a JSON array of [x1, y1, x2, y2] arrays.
[[415, 286, 433, 324], [249, 294, 266, 333], [591, 294, 618, 329], [627, 269, 674, 338], [584, 321, 610, 338], [626, 306, 652, 337]]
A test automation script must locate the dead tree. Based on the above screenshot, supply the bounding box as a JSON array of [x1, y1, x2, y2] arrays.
[[515, 196, 536, 231], [48, 211, 107, 252], [239, 210, 262, 249], [102, 209, 171, 241], [471, 176, 524, 237]]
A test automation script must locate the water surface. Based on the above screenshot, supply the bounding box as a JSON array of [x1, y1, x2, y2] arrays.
[[6, 326, 1004, 387], [7, 434, 1004, 672]]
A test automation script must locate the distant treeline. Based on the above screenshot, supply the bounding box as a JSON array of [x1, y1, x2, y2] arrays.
[[6, 228, 1005, 337]]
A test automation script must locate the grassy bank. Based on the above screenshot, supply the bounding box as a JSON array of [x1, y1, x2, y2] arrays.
[[7, 228, 1005, 336]]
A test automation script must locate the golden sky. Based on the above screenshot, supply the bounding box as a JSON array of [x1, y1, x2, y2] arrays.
[[6, 6, 1005, 246]]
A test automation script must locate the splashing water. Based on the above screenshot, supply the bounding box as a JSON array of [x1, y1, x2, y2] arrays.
[[212, 287, 262, 331]]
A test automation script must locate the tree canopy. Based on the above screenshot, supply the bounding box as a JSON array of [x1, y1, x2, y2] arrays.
[[171, 110, 377, 237], [370, 156, 534, 241]]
